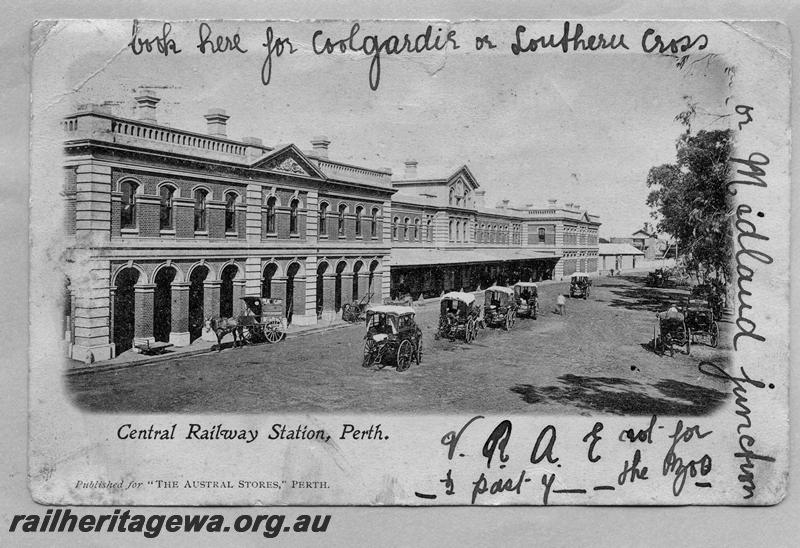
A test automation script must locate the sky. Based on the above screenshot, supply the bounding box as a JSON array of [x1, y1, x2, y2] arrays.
[[50, 19, 732, 237]]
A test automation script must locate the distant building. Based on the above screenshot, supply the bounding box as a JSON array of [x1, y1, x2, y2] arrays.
[[598, 243, 645, 273], [610, 229, 667, 260]]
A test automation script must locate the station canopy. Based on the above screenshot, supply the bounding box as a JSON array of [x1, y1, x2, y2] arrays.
[[390, 248, 559, 267], [485, 285, 514, 294]]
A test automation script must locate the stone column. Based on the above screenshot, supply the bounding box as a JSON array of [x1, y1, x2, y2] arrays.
[[290, 278, 306, 324], [133, 284, 156, 348], [340, 274, 354, 310], [232, 279, 246, 309], [271, 277, 287, 305], [201, 280, 221, 342], [169, 282, 190, 347], [320, 274, 337, 322], [358, 272, 371, 302]]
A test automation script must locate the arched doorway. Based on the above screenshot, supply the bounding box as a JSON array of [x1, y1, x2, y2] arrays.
[[352, 260, 364, 302], [220, 264, 238, 318], [286, 262, 300, 324], [113, 267, 140, 354], [189, 265, 209, 342], [316, 262, 328, 317], [335, 261, 347, 312], [262, 263, 278, 298], [153, 267, 176, 343]]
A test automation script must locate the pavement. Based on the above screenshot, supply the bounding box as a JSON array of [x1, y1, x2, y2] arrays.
[[66, 272, 734, 415]]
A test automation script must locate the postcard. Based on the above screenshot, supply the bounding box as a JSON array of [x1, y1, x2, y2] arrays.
[[29, 19, 790, 505]]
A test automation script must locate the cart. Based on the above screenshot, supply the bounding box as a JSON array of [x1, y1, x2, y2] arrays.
[[435, 291, 480, 343], [238, 296, 286, 344], [483, 286, 517, 330], [514, 282, 539, 319], [342, 292, 374, 323], [362, 305, 422, 372]]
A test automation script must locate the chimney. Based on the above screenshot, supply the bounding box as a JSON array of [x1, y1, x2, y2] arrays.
[[547, 199, 558, 207], [204, 108, 230, 137], [566, 202, 574, 208], [404, 159, 418, 179], [473, 190, 486, 208], [499, 199, 510, 210], [310, 136, 331, 159], [134, 90, 160, 123], [574, 203, 581, 210]]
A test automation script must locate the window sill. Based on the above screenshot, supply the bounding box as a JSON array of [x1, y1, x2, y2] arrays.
[[289, 233, 300, 238], [225, 232, 238, 237], [159, 229, 176, 236], [265, 232, 277, 238], [120, 228, 139, 235], [194, 231, 208, 237]]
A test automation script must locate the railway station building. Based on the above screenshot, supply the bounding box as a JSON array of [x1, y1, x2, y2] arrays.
[[62, 93, 600, 363]]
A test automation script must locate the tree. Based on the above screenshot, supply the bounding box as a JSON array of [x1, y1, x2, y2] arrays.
[[645, 128, 733, 285]]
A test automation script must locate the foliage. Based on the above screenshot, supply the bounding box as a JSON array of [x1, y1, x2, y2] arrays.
[[645, 128, 733, 285]]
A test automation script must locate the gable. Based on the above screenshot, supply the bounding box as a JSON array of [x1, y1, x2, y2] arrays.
[[250, 144, 325, 179], [446, 165, 480, 191]]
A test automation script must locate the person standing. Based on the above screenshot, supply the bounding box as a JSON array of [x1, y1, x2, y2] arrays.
[[556, 294, 566, 316]]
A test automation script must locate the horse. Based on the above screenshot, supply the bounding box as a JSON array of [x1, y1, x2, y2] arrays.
[[206, 317, 245, 351]]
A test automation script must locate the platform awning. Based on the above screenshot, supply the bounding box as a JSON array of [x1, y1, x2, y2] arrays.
[[390, 248, 560, 267]]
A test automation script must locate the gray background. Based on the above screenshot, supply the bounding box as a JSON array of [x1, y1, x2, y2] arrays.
[[2, 1, 799, 546]]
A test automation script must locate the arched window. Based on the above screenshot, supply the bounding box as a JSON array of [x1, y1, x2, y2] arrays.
[[289, 199, 299, 234], [319, 202, 328, 236], [426, 219, 432, 241], [455, 220, 461, 242], [403, 217, 410, 240], [538, 227, 546, 243], [392, 216, 399, 239], [338, 204, 347, 235], [371, 208, 379, 238], [414, 218, 420, 240], [266, 196, 277, 233], [120, 180, 138, 229], [449, 219, 454, 242], [449, 187, 455, 206], [462, 221, 468, 242], [225, 192, 237, 232], [355, 206, 363, 236], [193, 188, 208, 232], [159, 185, 174, 230]]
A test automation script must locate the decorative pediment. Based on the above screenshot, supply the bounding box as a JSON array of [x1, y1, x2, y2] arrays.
[[447, 165, 480, 191], [250, 144, 326, 179]]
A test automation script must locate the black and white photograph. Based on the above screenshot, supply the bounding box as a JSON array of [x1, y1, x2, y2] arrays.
[[25, 17, 790, 508]]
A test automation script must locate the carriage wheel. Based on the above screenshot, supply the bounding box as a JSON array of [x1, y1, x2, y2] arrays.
[[685, 329, 692, 355], [510, 310, 516, 328], [362, 339, 377, 368], [264, 318, 285, 344], [396, 340, 413, 372], [415, 338, 423, 365], [465, 319, 474, 343], [709, 322, 719, 348], [532, 302, 538, 320]]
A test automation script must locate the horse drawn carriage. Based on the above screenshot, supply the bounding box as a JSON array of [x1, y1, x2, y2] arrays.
[[209, 296, 286, 350], [653, 309, 691, 356], [684, 288, 720, 348], [362, 305, 423, 372], [569, 273, 592, 299], [513, 282, 539, 319], [483, 286, 517, 330], [435, 292, 481, 343]]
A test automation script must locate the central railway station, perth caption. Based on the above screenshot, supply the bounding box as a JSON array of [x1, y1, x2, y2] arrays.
[[63, 91, 600, 363]]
